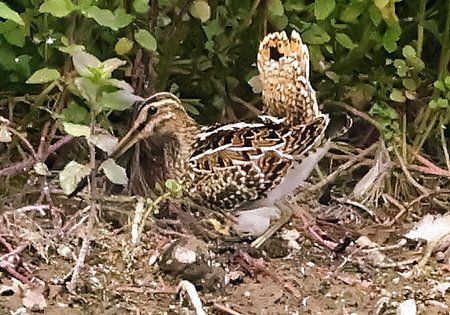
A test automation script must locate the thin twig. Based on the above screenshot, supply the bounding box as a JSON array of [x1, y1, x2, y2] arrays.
[[393, 147, 430, 195], [382, 193, 408, 226], [408, 164, 450, 177], [213, 303, 242, 315], [0, 135, 73, 176], [439, 123, 450, 171], [67, 113, 98, 293], [308, 143, 378, 192], [406, 189, 450, 209], [4, 126, 38, 160], [229, 94, 261, 116], [327, 101, 382, 130], [409, 146, 447, 172], [177, 280, 206, 315]]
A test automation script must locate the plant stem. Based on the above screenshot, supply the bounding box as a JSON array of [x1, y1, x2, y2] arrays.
[[67, 112, 98, 293], [417, 0, 426, 58], [438, 0, 450, 79], [413, 110, 438, 153]]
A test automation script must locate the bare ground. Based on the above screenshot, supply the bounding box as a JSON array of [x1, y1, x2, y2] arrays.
[[1, 190, 450, 315]]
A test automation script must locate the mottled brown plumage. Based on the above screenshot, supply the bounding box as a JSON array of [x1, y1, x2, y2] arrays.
[[107, 31, 334, 247], [112, 93, 328, 211], [258, 30, 321, 125]]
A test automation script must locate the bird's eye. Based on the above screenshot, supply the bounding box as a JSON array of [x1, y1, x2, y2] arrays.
[[148, 106, 158, 115]]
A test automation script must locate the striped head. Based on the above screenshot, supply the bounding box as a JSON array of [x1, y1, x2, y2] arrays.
[[111, 92, 198, 160], [257, 31, 321, 124]]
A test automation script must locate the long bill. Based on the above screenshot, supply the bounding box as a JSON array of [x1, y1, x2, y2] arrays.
[[110, 124, 144, 160]]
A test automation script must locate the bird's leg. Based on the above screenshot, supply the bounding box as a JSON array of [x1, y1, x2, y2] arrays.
[[250, 200, 293, 248]]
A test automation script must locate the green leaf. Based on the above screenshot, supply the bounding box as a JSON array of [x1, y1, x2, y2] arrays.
[[133, 0, 150, 14], [61, 101, 89, 124], [301, 24, 330, 45], [402, 78, 417, 91], [134, 29, 157, 51], [98, 90, 143, 111], [165, 178, 182, 195], [100, 158, 128, 186], [404, 90, 416, 100], [369, 103, 398, 120], [382, 22, 401, 53], [189, 0, 211, 23], [408, 57, 425, 72], [26, 68, 61, 84], [59, 161, 91, 195], [39, 0, 78, 18], [72, 49, 100, 77], [268, 0, 284, 16], [202, 19, 223, 40], [74, 77, 99, 109], [402, 45, 416, 60], [0, 21, 26, 47], [62, 121, 90, 137], [0, 2, 25, 25], [0, 126, 12, 142], [444, 76, 450, 89], [434, 80, 446, 92], [335, 33, 357, 49], [374, 0, 389, 9], [340, 4, 360, 23], [88, 133, 118, 155], [393, 59, 408, 77], [429, 98, 449, 109], [390, 89, 405, 102], [368, 4, 382, 26], [184, 103, 200, 115], [314, 0, 335, 20], [115, 37, 134, 55], [83, 6, 132, 30], [34, 162, 51, 176], [325, 71, 339, 83], [268, 13, 288, 30], [113, 8, 134, 29]]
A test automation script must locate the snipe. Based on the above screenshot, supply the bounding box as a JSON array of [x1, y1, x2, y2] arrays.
[[72, 31, 342, 247], [111, 91, 329, 247]]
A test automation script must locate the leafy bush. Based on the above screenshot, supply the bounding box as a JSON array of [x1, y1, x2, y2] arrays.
[[1, 0, 450, 193]]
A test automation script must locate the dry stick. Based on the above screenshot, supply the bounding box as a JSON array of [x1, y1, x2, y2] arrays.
[[382, 193, 408, 226], [416, 229, 450, 269], [439, 123, 450, 171], [177, 280, 206, 315], [409, 164, 450, 177], [229, 94, 261, 116], [393, 147, 430, 195], [0, 135, 73, 176], [329, 101, 383, 130], [4, 126, 38, 160], [406, 189, 450, 209], [67, 114, 98, 293], [408, 146, 450, 176], [307, 143, 378, 192], [36, 121, 50, 158], [213, 303, 242, 315], [0, 237, 32, 285], [395, 148, 449, 209], [413, 110, 438, 153]]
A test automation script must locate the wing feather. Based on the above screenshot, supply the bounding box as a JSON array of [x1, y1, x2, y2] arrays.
[[184, 115, 328, 209]]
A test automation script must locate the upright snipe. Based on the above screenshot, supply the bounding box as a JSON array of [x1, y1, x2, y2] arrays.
[[101, 31, 332, 247]]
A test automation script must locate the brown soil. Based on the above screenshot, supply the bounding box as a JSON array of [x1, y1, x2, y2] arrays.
[[1, 194, 450, 315]]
